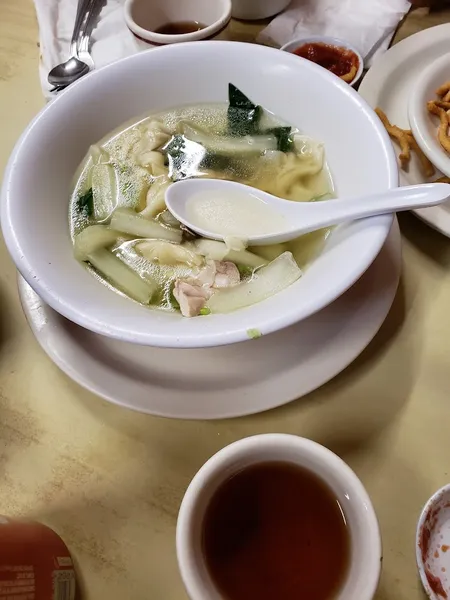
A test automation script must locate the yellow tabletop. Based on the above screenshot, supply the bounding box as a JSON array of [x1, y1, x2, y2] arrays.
[[1, 3, 449, 599]]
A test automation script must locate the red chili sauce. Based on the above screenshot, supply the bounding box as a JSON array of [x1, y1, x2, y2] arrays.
[[293, 42, 359, 82]]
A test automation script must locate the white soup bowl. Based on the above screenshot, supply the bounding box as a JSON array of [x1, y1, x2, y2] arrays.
[[1, 42, 397, 348]]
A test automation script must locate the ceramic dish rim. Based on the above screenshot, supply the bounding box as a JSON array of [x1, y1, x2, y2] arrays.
[[280, 35, 364, 87], [409, 52, 450, 179], [123, 0, 232, 44]]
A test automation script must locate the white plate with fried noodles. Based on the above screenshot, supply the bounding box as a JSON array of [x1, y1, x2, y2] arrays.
[[18, 222, 401, 420], [359, 23, 450, 237]]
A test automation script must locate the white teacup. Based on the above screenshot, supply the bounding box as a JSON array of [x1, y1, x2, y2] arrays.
[[176, 434, 381, 600], [124, 0, 232, 45]]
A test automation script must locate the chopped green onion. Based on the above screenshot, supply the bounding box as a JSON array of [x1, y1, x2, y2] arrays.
[[247, 328, 262, 339], [264, 126, 294, 152]]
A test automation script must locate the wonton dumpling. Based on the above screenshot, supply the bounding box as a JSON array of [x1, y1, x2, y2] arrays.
[[254, 144, 325, 199], [137, 150, 168, 177], [145, 120, 171, 150], [137, 240, 203, 267], [293, 135, 324, 173], [139, 176, 171, 218], [134, 121, 171, 158]]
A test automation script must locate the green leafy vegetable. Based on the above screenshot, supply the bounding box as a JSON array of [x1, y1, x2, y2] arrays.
[[200, 153, 235, 172], [162, 135, 206, 181], [227, 85, 292, 152], [228, 83, 262, 136], [247, 328, 262, 339], [265, 126, 294, 152], [199, 307, 211, 316], [163, 135, 187, 178], [237, 264, 254, 278], [200, 152, 250, 179], [229, 84, 256, 110], [77, 188, 94, 217]]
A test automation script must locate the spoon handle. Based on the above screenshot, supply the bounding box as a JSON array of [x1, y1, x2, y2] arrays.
[[70, 0, 95, 56], [293, 183, 450, 233], [79, 0, 105, 57]]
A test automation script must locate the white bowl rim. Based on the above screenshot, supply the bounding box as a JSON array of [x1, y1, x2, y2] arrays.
[[1, 41, 397, 348], [123, 0, 232, 44], [409, 52, 450, 179], [176, 433, 382, 600], [281, 35, 364, 87]]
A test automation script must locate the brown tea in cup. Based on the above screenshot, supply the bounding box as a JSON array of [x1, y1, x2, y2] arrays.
[[201, 461, 350, 600]]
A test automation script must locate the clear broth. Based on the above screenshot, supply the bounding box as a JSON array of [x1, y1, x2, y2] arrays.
[[70, 103, 334, 312]]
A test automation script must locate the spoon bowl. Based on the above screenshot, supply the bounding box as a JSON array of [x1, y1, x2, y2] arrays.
[[165, 179, 450, 245], [48, 56, 90, 88]]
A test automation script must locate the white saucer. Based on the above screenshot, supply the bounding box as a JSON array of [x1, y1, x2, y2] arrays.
[[359, 23, 450, 237], [18, 221, 401, 420]]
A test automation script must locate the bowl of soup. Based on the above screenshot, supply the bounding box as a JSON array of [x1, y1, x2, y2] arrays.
[[1, 42, 397, 348]]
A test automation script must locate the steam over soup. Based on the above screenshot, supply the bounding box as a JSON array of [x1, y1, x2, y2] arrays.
[[70, 85, 334, 318]]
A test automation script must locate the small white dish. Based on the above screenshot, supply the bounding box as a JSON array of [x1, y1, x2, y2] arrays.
[[176, 433, 382, 600], [17, 221, 400, 419], [281, 36, 364, 87], [231, 0, 291, 20], [124, 0, 232, 44], [359, 23, 450, 237], [416, 484, 450, 599], [409, 52, 450, 179], [1, 41, 396, 348]]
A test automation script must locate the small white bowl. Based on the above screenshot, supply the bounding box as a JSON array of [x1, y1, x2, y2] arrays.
[[176, 434, 382, 600], [409, 53, 450, 178], [281, 36, 364, 87], [124, 0, 232, 45], [416, 484, 450, 599]]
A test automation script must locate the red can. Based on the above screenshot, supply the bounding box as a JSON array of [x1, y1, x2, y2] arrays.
[[0, 516, 76, 600]]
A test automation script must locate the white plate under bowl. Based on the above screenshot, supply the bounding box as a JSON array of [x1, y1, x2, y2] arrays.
[[359, 23, 450, 237], [409, 52, 450, 180], [18, 221, 401, 420]]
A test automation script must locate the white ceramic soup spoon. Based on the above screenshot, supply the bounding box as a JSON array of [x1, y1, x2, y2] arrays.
[[165, 179, 450, 245]]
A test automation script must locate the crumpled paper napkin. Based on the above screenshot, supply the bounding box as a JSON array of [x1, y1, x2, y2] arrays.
[[257, 0, 411, 67]]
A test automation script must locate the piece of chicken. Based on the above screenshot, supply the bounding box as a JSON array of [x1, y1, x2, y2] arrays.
[[173, 280, 211, 318], [193, 260, 240, 289], [174, 261, 241, 317], [213, 261, 240, 288]]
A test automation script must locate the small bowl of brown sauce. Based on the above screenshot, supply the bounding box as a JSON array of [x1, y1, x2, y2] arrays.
[[281, 36, 363, 87], [124, 0, 232, 45]]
